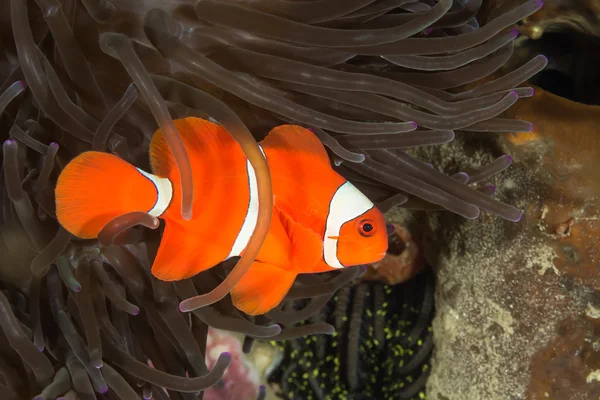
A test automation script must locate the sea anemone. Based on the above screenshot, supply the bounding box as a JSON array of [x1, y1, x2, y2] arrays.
[[0, 0, 543, 398]]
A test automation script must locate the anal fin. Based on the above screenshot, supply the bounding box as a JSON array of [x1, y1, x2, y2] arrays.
[[230, 261, 297, 315], [151, 220, 222, 281]]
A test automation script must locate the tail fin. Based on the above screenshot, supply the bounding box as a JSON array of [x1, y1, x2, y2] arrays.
[[55, 151, 166, 239]]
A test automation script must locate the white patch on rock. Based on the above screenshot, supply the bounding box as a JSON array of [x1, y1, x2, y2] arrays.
[[485, 299, 515, 335], [523, 246, 559, 276], [586, 370, 600, 384], [586, 303, 600, 319]]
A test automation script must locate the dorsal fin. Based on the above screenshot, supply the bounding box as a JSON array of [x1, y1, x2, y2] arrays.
[[260, 125, 331, 167], [149, 117, 241, 178], [259, 125, 344, 232]]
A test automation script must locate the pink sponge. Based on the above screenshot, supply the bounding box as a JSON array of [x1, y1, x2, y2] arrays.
[[204, 328, 260, 400]]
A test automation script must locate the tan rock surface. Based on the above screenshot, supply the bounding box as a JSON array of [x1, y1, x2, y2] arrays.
[[385, 87, 600, 400]]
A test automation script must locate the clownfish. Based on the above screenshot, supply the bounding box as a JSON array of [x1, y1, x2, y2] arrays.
[[55, 117, 388, 315]]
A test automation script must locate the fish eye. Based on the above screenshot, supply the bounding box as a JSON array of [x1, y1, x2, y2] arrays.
[[358, 219, 376, 237]]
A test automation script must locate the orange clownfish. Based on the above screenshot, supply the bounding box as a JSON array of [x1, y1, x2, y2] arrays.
[[55, 117, 388, 315]]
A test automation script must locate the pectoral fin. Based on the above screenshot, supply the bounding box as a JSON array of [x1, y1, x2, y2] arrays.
[[278, 210, 323, 271], [230, 261, 297, 316]]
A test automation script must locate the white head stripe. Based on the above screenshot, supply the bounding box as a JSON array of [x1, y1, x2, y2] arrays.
[[227, 146, 266, 258], [323, 181, 374, 269], [136, 168, 173, 218]]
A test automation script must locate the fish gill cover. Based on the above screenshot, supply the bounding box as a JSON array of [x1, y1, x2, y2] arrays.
[[0, 0, 543, 399]]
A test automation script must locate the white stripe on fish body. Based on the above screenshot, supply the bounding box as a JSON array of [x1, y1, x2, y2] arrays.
[[227, 146, 266, 258], [324, 181, 374, 269], [136, 168, 173, 218]]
